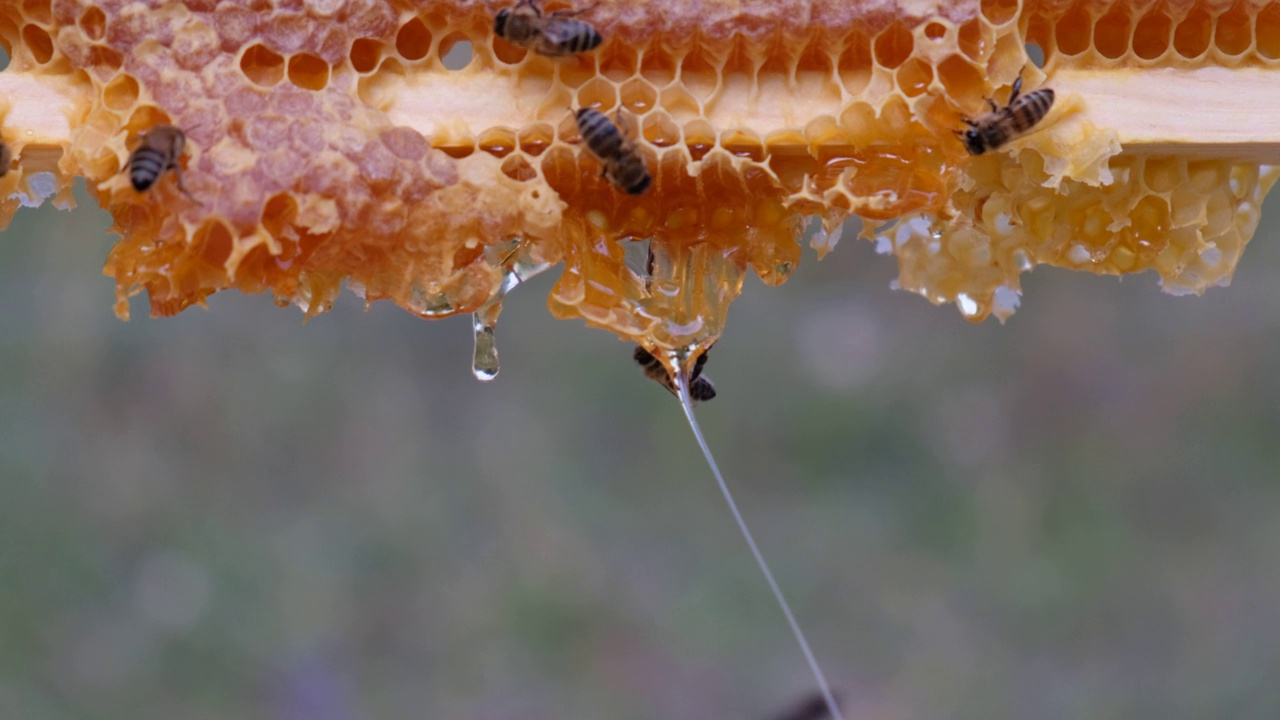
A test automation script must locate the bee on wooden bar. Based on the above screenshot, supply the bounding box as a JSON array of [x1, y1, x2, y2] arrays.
[[0, 139, 11, 178], [494, 0, 602, 57], [634, 345, 716, 404], [128, 125, 195, 200], [575, 107, 651, 195], [957, 73, 1055, 155]]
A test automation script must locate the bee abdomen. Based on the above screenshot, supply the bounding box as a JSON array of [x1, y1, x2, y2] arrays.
[[1011, 88, 1054, 132], [575, 108, 622, 159], [554, 19, 601, 54], [612, 155, 651, 195], [129, 147, 168, 191]]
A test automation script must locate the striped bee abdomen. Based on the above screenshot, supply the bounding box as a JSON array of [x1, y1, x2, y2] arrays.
[[1011, 88, 1054, 133], [547, 18, 601, 54], [575, 108, 622, 159], [129, 146, 168, 191]]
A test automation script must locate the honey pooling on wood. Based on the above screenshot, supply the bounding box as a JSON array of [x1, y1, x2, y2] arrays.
[[0, 0, 1275, 357]]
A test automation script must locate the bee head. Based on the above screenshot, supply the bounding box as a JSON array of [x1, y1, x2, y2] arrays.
[[494, 10, 509, 37], [961, 128, 986, 156]]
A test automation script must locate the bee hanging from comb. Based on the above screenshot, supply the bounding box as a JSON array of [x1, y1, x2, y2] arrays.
[[634, 345, 717, 404], [127, 125, 196, 201], [575, 107, 652, 195], [494, 0, 602, 57], [956, 72, 1055, 155]]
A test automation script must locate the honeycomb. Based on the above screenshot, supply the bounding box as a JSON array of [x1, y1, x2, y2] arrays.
[[0, 0, 1275, 375]]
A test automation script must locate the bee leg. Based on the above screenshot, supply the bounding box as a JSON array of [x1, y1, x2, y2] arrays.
[[962, 118, 979, 127], [1008, 75, 1023, 105], [171, 162, 201, 205], [985, 97, 999, 112]]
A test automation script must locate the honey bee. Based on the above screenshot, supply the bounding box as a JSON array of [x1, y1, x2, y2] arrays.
[[769, 691, 839, 720], [494, 0, 602, 57], [128, 125, 195, 200], [957, 73, 1055, 155], [575, 107, 651, 195], [634, 345, 716, 404], [0, 139, 11, 178]]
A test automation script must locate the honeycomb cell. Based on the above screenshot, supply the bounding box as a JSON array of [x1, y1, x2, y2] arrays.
[[261, 193, 298, 242], [1260, 4, 1280, 59], [125, 105, 171, 136], [395, 17, 431, 61], [349, 38, 381, 73], [679, 49, 718, 101], [874, 22, 914, 69], [721, 129, 764, 161], [501, 154, 537, 182], [641, 113, 680, 147], [620, 78, 657, 114], [1214, 3, 1252, 56], [896, 58, 933, 97], [576, 76, 618, 111], [980, 0, 1019, 26], [103, 73, 139, 112], [683, 119, 716, 161], [287, 53, 330, 90], [937, 54, 983, 101], [659, 85, 701, 122], [1094, 7, 1131, 60], [193, 219, 234, 268], [1173, 6, 1212, 58], [439, 33, 473, 70], [79, 6, 106, 41], [599, 45, 638, 83], [557, 55, 597, 88], [837, 31, 873, 94], [1132, 12, 1173, 61], [477, 127, 516, 157], [923, 21, 948, 41], [1055, 7, 1091, 56], [518, 123, 555, 156], [241, 43, 285, 86], [1142, 156, 1181, 193], [639, 50, 676, 86], [21, 24, 53, 64], [957, 19, 990, 61], [491, 36, 526, 65]]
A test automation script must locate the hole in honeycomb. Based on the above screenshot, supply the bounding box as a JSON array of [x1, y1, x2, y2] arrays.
[[90, 45, 124, 73], [896, 58, 933, 97], [492, 36, 526, 65], [1094, 7, 1131, 60], [519, 123, 555, 156], [79, 6, 106, 40], [261, 193, 298, 242], [1024, 41, 1045, 67], [599, 45, 638, 83], [620, 78, 657, 114], [874, 22, 914, 68], [501, 154, 537, 183], [1132, 195, 1170, 245], [795, 41, 838, 104], [440, 33, 473, 70], [241, 43, 285, 86], [957, 19, 990, 61], [1260, 5, 1280, 59], [103, 73, 139, 111], [642, 113, 680, 147], [350, 38, 381, 73], [1055, 8, 1091, 56], [938, 55, 983, 99], [437, 142, 475, 159], [193, 220, 234, 268], [640, 50, 675, 86], [1214, 3, 1252, 56], [721, 130, 764, 161], [125, 105, 172, 137], [577, 76, 618, 110], [22, 24, 53, 64], [288, 53, 330, 90], [683, 120, 716, 161], [478, 127, 516, 157], [838, 32, 873, 94], [1173, 7, 1212, 58], [396, 17, 432, 61], [980, 0, 1019, 26], [22, 0, 51, 24], [659, 85, 701, 122], [1187, 159, 1225, 192], [1142, 157, 1181, 193], [924, 21, 948, 40], [557, 55, 597, 88], [1132, 12, 1172, 60], [679, 49, 718, 101]]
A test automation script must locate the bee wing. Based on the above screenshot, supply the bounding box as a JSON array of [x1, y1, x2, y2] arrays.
[[537, 19, 583, 51]]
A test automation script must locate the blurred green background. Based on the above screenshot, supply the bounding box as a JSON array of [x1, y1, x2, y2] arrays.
[[4, 178, 1280, 720]]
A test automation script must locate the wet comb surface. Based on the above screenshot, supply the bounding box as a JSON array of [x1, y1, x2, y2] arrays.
[[0, 0, 1275, 368]]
